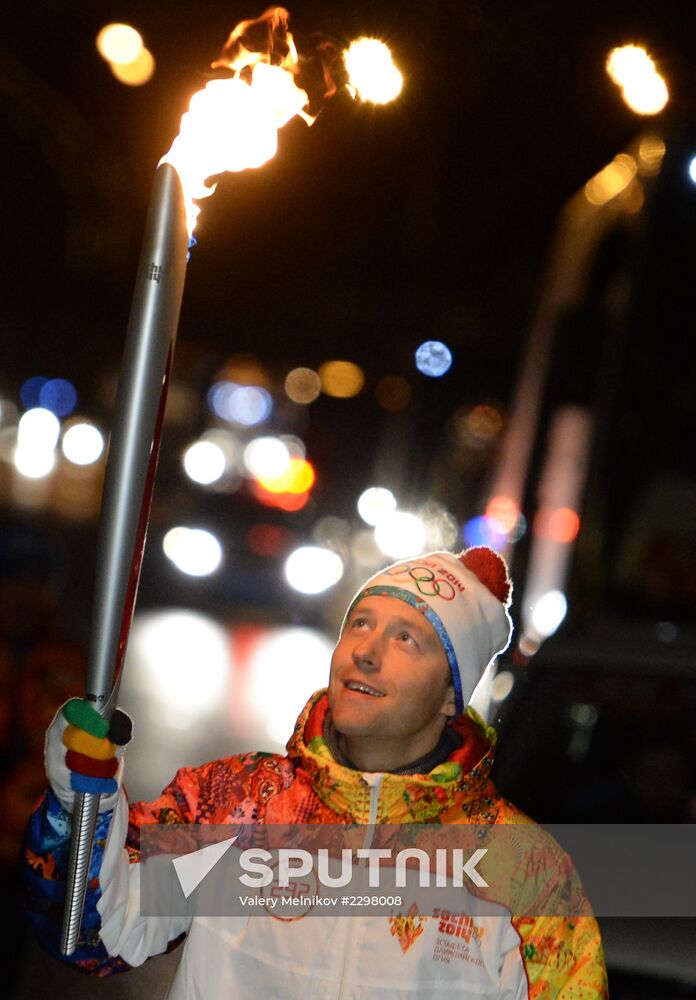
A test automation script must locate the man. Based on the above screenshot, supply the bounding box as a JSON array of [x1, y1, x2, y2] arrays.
[[23, 546, 608, 997]]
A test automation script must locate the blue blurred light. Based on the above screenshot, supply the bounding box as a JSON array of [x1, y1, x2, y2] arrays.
[[462, 515, 506, 551], [208, 381, 238, 418], [39, 378, 77, 417], [688, 156, 696, 184], [415, 340, 452, 377], [227, 386, 272, 426], [208, 381, 272, 426], [20, 376, 48, 410]]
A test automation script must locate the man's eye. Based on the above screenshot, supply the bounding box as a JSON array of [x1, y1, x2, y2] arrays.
[[397, 631, 414, 643], [351, 617, 367, 629]]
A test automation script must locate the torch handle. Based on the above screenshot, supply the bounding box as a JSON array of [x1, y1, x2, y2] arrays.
[[60, 163, 189, 955], [60, 792, 101, 956]]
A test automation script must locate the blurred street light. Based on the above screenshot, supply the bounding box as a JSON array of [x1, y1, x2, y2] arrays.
[[285, 545, 344, 595], [344, 38, 403, 104], [163, 527, 223, 576], [374, 511, 426, 558], [606, 45, 668, 115]]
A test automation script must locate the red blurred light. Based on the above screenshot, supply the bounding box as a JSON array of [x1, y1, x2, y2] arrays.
[[485, 495, 520, 535], [534, 506, 580, 543], [246, 524, 293, 557], [251, 481, 310, 511]]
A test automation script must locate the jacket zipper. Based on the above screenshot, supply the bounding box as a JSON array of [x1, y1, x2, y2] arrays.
[[336, 772, 385, 1000]]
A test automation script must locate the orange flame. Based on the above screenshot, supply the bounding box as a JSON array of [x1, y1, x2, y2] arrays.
[[161, 8, 311, 236], [388, 902, 427, 954], [160, 8, 403, 236]]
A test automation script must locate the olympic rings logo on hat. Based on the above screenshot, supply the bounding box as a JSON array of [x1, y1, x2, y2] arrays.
[[385, 563, 456, 600]]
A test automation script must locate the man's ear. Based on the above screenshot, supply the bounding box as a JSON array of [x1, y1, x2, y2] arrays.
[[441, 683, 457, 718]]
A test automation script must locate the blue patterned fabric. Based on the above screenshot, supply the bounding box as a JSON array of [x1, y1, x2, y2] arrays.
[[21, 789, 130, 974]]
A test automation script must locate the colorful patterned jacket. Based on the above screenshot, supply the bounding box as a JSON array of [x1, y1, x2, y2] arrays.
[[23, 689, 608, 998]]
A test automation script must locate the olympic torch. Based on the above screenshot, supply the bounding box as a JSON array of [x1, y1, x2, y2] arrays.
[[59, 7, 403, 955], [60, 162, 188, 955]]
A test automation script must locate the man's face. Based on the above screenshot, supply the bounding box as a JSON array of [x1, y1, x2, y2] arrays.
[[328, 595, 456, 767]]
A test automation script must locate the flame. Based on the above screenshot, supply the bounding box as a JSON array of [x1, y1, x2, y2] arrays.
[[161, 8, 311, 236], [160, 8, 404, 237]]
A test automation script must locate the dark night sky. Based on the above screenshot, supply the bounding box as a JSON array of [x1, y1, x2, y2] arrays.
[[5, 0, 691, 377], [2, 0, 695, 621]]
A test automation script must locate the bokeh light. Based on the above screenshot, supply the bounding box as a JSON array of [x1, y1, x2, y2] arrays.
[[375, 375, 411, 412], [20, 376, 47, 410], [256, 457, 315, 495], [14, 446, 55, 479], [313, 515, 350, 553], [490, 670, 515, 703], [109, 48, 155, 87], [217, 354, 270, 389], [530, 590, 568, 638], [246, 523, 292, 558], [463, 404, 505, 445], [415, 340, 452, 377], [127, 611, 230, 727], [485, 496, 519, 534], [62, 422, 105, 465], [485, 495, 526, 542], [421, 502, 460, 550], [243, 436, 291, 480], [96, 23, 144, 65], [39, 378, 78, 417], [201, 428, 241, 474], [638, 133, 666, 174], [585, 154, 637, 205], [284, 367, 321, 404], [284, 546, 344, 595], [344, 38, 403, 105], [518, 633, 541, 659], [163, 527, 223, 576], [351, 528, 383, 567], [534, 506, 580, 544], [606, 45, 669, 115], [374, 511, 426, 558], [252, 484, 310, 512], [18, 407, 61, 449], [548, 507, 580, 544], [247, 627, 332, 744], [357, 486, 397, 526], [279, 435, 306, 461], [183, 439, 227, 485], [689, 156, 696, 184], [318, 361, 365, 398], [208, 381, 272, 426], [462, 515, 506, 551]]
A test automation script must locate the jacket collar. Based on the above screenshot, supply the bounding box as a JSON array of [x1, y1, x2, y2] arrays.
[[286, 689, 498, 823]]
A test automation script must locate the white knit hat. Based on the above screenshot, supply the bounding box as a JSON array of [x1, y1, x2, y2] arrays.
[[342, 546, 513, 714]]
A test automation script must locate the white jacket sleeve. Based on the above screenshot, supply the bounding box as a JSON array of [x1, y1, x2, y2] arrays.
[[97, 790, 191, 966]]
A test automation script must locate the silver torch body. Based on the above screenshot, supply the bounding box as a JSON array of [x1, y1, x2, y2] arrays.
[[60, 163, 189, 955]]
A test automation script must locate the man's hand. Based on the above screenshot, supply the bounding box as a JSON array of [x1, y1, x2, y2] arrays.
[[44, 698, 132, 813]]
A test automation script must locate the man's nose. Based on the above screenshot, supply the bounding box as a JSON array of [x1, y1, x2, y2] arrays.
[[352, 633, 381, 670]]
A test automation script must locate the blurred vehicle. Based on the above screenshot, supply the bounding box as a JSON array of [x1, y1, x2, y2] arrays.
[[481, 124, 696, 995]]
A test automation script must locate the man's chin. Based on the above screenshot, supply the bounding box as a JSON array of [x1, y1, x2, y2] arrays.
[[330, 703, 384, 738]]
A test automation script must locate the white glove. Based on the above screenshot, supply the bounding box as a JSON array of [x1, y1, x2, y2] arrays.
[[44, 698, 132, 813]]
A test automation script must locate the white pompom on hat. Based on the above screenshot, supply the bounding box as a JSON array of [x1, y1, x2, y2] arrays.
[[341, 546, 513, 714]]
